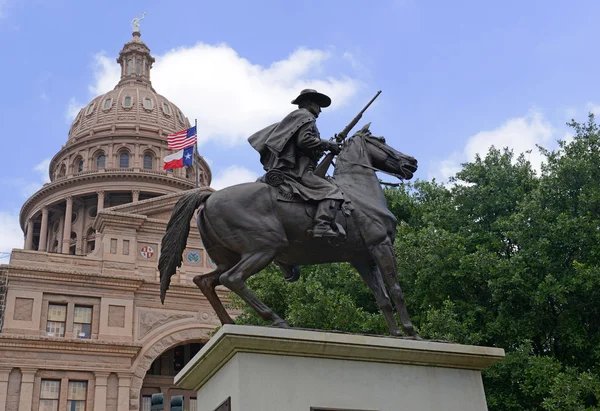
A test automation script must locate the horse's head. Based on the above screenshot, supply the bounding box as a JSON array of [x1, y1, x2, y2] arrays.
[[340, 123, 418, 180]]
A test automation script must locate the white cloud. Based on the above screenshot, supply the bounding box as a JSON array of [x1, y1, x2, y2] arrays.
[[431, 110, 554, 182], [211, 166, 258, 190], [65, 97, 84, 122], [85, 42, 360, 146], [587, 103, 600, 116], [33, 158, 51, 184], [0, 211, 22, 254], [88, 52, 121, 96]]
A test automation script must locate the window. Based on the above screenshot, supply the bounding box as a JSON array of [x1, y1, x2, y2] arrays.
[[162, 102, 170, 114], [119, 152, 129, 168], [73, 306, 92, 339], [141, 396, 152, 411], [40, 379, 60, 411], [136, 59, 141, 75], [77, 159, 83, 173], [178, 110, 185, 123], [144, 98, 152, 110], [96, 154, 105, 169], [46, 304, 67, 337], [127, 59, 133, 75], [190, 398, 197, 410], [174, 345, 184, 372], [123, 96, 132, 108], [143, 154, 153, 170], [67, 381, 87, 411], [103, 98, 112, 109], [85, 103, 94, 115]]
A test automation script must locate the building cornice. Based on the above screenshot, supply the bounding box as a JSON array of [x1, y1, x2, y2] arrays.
[[0, 334, 141, 357], [6, 264, 144, 290]]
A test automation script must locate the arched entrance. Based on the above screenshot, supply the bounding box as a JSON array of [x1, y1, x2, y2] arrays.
[[129, 326, 213, 411]]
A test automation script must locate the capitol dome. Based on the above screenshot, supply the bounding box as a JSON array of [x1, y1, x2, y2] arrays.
[[19, 31, 212, 255], [68, 34, 189, 143]]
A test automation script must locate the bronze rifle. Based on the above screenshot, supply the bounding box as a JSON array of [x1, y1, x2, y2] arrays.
[[314, 90, 381, 177]]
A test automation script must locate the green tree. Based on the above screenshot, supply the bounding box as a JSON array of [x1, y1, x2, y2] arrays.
[[231, 114, 600, 410]]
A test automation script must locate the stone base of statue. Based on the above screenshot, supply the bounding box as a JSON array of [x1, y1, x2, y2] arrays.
[[175, 325, 504, 411]]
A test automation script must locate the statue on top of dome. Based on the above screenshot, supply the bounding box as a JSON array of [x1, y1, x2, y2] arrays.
[[131, 12, 146, 33]]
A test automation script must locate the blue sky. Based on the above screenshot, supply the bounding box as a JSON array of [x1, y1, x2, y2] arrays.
[[2, 0, 600, 254]]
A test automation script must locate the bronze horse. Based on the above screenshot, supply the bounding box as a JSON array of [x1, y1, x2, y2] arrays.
[[159, 124, 419, 337]]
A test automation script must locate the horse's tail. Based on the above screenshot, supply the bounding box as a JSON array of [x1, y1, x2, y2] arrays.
[[159, 189, 212, 303]]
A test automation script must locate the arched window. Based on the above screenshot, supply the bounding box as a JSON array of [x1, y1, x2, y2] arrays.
[[123, 96, 132, 108], [96, 153, 105, 169], [76, 158, 83, 173], [103, 98, 112, 110], [136, 59, 141, 75], [144, 98, 152, 110], [127, 59, 133, 75], [143, 154, 153, 170], [119, 152, 129, 168], [163, 102, 171, 114], [86, 103, 95, 115]]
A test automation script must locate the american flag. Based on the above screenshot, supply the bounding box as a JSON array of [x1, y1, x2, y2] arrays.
[[167, 126, 197, 150]]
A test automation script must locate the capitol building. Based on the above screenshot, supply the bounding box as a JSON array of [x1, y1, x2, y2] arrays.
[[0, 27, 228, 411]]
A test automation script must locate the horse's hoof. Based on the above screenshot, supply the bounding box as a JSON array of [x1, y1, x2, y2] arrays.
[[273, 319, 291, 328]]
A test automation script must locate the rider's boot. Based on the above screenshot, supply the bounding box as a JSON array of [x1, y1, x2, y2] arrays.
[[312, 200, 346, 239]]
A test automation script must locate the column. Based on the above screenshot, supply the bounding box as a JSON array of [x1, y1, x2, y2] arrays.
[[134, 143, 140, 169], [132, 190, 140, 202], [117, 373, 132, 411], [24, 219, 34, 250], [93, 372, 110, 411], [38, 207, 49, 252], [76, 203, 84, 256], [0, 367, 11, 411], [18, 368, 36, 411], [61, 196, 73, 254], [97, 191, 105, 212], [57, 215, 64, 253]]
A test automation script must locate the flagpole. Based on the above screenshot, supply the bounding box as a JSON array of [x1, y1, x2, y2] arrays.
[[194, 118, 199, 187]]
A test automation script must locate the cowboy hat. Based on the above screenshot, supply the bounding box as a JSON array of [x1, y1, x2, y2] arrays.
[[291, 89, 331, 108]]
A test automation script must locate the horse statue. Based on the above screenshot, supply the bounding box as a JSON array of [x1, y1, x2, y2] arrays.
[[158, 123, 419, 337]]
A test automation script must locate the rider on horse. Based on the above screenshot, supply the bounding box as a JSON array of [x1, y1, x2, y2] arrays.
[[248, 89, 346, 239]]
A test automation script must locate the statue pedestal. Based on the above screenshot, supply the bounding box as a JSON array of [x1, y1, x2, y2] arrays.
[[175, 325, 504, 411]]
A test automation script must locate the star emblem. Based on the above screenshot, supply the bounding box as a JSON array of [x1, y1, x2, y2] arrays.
[[185, 153, 192, 160]]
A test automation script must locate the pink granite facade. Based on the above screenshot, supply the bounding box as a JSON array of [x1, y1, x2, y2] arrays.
[[0, 30, 230, 411]]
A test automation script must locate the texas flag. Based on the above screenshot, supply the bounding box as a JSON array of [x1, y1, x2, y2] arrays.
[[163, 146, 194, 170]]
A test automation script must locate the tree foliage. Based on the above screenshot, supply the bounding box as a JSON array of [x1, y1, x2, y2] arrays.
[[230, 114, 600, 410]]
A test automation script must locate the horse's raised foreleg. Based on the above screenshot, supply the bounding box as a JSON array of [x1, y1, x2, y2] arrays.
[[369, 240, 419, 338], [193, 270, 234, 325], [219, 251, 289, 327], [352, 261, 401, 336]]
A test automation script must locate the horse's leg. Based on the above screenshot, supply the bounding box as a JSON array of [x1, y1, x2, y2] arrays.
[[369, 240, 419, 338], [352, 261, 401, 336], [193, 270, 234, 325], [274, 260, 301, 282], [219, 251, 289, 327]]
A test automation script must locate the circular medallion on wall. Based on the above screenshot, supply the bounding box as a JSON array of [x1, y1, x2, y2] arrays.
[[186, 251, 201, 264], [140, 245, 154, 259]]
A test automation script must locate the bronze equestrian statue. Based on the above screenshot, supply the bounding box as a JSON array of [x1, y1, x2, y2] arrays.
[[159, 89, 420, 337]]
